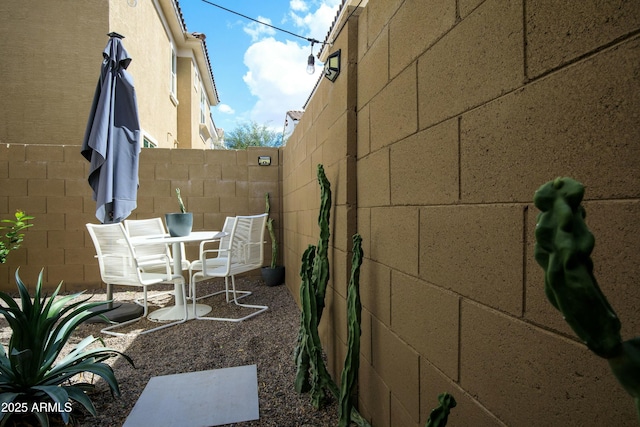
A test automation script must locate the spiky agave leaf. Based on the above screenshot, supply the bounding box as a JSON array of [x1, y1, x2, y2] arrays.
[[46, 336, 133, 390], [0, 269, 134, 425], [41, 301, 118, 375], [1, 270, 103, 387]]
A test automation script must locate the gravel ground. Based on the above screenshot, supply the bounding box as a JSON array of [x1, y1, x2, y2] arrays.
[[0, 277, 340, 427]]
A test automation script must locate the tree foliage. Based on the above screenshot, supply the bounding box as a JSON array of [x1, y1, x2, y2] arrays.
[[224, 121, 282, 149]]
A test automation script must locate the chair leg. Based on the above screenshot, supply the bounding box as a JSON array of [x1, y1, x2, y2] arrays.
[[190, 274, 251, 306], [190, 273, 228, 318], [222, 276, 252, 303], [195, 275, 268, 322]]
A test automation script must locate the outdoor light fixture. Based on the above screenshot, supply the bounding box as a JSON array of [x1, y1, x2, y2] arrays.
[[258, 156, 271, 166], [306, 54, 316, 74], [306, 41, 316, 74], [324, 49, 341, 82]]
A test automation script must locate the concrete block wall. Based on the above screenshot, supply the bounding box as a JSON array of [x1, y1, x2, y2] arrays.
[[0, 144, 281, 293], [281, 8, 359, 377], [284, 1, 640, 426]]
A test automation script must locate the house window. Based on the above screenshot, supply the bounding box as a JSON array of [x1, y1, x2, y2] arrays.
[[200, 86, 207, 124], [170, 47, 177, 96], [194, 68, 200, 91], [143, 136, 157, 148]]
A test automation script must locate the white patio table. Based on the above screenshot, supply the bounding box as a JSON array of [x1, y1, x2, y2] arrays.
[[130, 231, 226, 321]]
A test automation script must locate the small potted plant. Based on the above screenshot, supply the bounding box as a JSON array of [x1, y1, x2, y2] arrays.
[[261, 193, 285, 286], [165, 188, 193, 237]]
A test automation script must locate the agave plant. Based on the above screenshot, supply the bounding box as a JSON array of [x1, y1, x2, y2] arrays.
[[0, 269, 134, 426]]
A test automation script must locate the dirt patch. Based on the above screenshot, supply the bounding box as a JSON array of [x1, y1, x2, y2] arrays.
[[0, 277, 340, 427]]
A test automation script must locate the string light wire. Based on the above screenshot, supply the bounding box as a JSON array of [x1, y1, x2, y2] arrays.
[[199, 0, 325, 46]]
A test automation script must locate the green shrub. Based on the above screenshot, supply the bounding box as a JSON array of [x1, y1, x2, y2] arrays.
[[0, 211, 33, 264]]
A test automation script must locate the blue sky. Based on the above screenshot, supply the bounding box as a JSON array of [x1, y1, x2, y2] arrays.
[[179, 0, 342, 137]]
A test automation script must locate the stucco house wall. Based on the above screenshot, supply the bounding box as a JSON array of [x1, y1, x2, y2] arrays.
[[0, 0, 219, 150], [0, 0, 106, 148], [283, 1, 640, 426]]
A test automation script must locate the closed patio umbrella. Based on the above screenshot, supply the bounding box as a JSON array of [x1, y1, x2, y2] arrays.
[[82, 32, 142, 321], [82, 32, 140, 224]]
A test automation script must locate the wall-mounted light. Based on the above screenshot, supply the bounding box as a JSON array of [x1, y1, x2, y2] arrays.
[[258, 156, 271, 166], [324, 49, 341, 82]]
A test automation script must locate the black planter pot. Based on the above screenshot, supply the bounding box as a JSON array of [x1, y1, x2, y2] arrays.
[[165, 212, 193, 237], [261, 265, 285, 286]]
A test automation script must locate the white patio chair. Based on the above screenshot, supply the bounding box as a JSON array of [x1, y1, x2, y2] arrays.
[[188, 217, 250, 302], [190, 214, 268, 322], [124, 217, 191, 271], [86, 222, 188, 336], [124, 218, 178, 305]]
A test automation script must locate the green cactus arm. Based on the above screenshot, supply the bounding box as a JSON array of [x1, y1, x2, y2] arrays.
[[264, 193, 278, 268], [535, 177, 640, 421], [265, 192, 271, 215], [295, 243, 337, 408], [533, 177, 621, 358], [313, 164, 332, 319], [425, 393, 457, 427], [339, 234, 364, 427], [294, 245, 316, 394], [266, 218, 278, 268], [608, 338, 640, 403], [175, 188, 186, 213]]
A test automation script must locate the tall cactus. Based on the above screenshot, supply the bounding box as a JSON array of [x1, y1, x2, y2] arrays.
[[295, 245, 337, 407], [294, 164, 333, 394], [265, 193, 278, 268], [294, 165, 370, 426], [534, 177, 640, 420], [314, 164, 332, 319], [294, 246, 316, 394], [339, 234, 363, 427]]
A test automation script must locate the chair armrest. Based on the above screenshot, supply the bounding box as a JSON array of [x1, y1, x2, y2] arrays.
[[136, 253, 171, 263], [199, 248, 230, 264], [198, 238, 224, 252], [135, 253, 172, 276]]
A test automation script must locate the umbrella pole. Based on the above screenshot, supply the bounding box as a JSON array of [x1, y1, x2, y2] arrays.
[[107, 283, 113, 309]]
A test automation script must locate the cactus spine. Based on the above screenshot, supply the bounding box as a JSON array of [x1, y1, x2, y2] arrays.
[[534, 177, 640, 420]]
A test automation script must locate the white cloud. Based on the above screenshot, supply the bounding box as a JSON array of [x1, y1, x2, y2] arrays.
[[243, 37, 319, 126], [238, 0, 341, 127], [290, 0, 341, 40], [243, 16, 276, 42], [217, 104, 235, 114], [290, 0, 308, 12]]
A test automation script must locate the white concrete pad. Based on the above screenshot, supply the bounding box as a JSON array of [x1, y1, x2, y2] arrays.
[[123, 365, 259, 427]]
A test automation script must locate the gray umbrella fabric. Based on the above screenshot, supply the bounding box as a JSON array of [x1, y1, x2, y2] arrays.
[[82, 33, 140, 224]]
